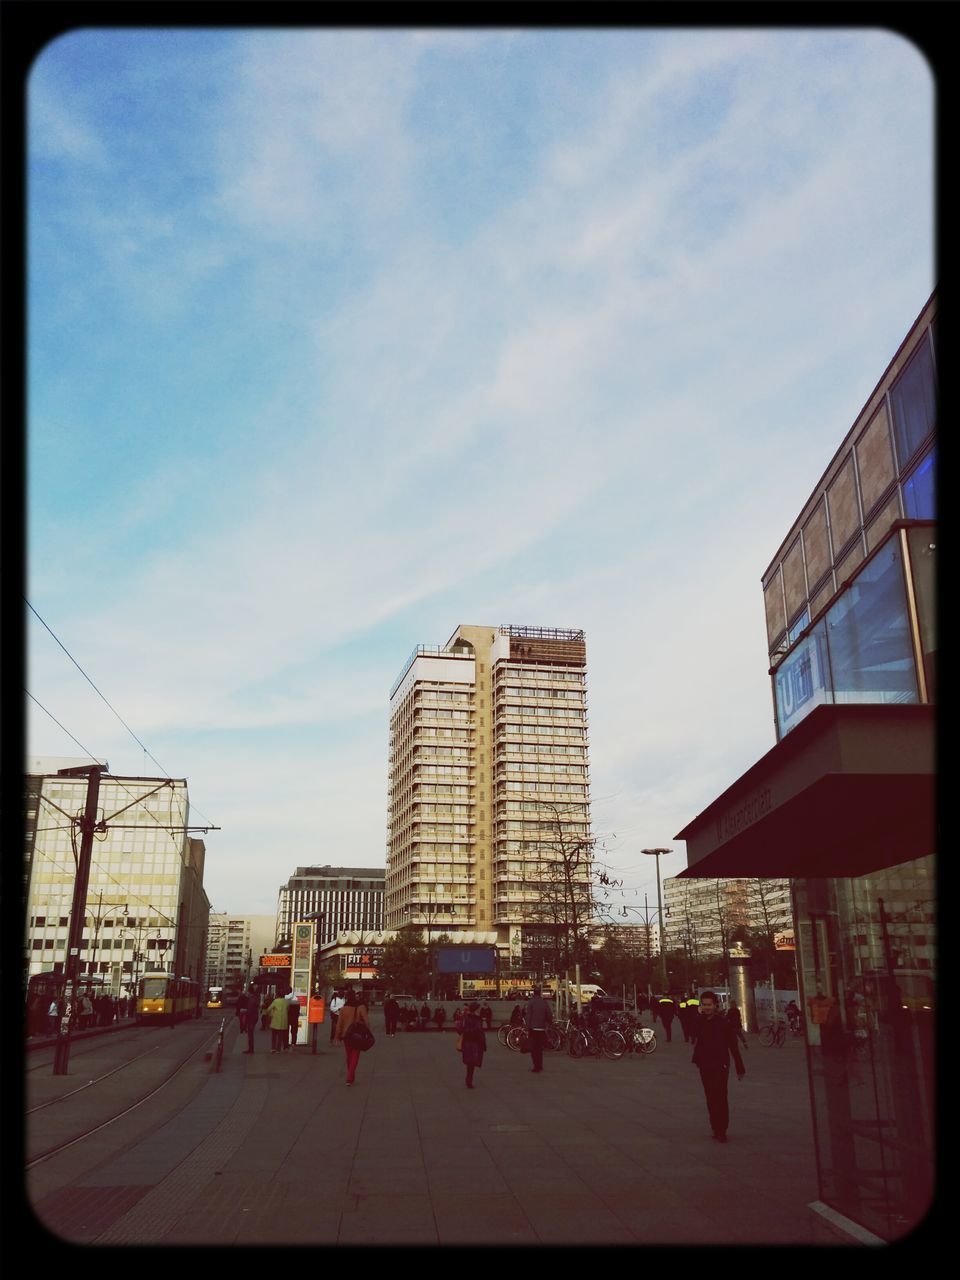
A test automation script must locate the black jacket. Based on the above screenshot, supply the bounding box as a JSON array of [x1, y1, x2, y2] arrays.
[[692, 1011, 745, 1074]]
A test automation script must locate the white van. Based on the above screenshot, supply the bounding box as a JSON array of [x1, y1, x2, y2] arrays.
[[573, 984, 607, 1003]]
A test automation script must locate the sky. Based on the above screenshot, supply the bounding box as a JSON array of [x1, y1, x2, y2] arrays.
[[25, 26, 935, 921]]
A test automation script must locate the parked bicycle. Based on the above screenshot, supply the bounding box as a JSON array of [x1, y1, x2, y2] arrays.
[[759, 1019, 787, 1048], [568, 1023, 627, 1060]]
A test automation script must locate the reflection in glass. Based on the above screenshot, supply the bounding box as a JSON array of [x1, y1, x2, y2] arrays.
[[774, 621, 830, 736], [794, 858, 935, 1240], [825, 538, 918, 708], [903, 448, 935, 520]]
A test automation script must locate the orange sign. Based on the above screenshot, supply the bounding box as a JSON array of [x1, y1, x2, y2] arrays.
[[260, 954, 292, 968]]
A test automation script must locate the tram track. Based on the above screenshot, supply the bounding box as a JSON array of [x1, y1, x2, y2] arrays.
[[26, 1019, 229, 1170]]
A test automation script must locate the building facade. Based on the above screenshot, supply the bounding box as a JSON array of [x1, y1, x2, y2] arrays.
[[677, 292, 936, 1242], [206, 913, 275, 992], [276, 865, 385, 949], [387, 624, 592, 977], [24, 759, 210, 993]]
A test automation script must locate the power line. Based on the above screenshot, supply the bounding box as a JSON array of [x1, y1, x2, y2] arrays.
[[25, 600, 217, 827]]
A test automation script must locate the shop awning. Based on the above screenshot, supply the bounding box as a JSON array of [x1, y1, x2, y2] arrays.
[[675, 703, 935, 878]]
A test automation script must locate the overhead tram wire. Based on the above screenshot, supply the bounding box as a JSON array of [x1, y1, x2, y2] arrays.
[[27, 720, 200, 926], [27, 687, 219, 899], [25, 598, 217, 828]]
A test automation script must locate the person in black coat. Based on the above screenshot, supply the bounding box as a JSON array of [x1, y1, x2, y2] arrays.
[[692, 990, 746, 1143], [383, 994, 400, 1036]]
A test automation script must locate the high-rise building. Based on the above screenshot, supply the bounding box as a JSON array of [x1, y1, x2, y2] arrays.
[[205, 913, 275, 992], [276, 865, 385, 948], [676, 291, 936, 1241], [24, 758, 210, 992], [387, 624, 592, 972]]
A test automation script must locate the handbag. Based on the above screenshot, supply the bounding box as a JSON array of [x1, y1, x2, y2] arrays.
[[344, 1018, 375, 1052], [518, 1030, 531, 1054], [456, 1034, 464, 1050]]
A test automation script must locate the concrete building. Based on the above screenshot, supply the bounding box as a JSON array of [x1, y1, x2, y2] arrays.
[[276, 865, 385, 948], [24, 758, 210, 993], [387, 624, 592, 979], [206, 913, 275, 992], [663, 875, 793, 962], [676, 292, 936, 1241]]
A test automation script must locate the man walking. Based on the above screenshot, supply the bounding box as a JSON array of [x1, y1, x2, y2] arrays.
[[692, 990, 745, 1143], [524, 986, 553, 1074]]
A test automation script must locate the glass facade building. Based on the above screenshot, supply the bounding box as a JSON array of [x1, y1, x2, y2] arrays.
[[677, 292, 936, 1242]]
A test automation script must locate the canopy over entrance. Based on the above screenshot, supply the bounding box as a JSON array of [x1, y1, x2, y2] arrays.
[[675, 704, 935, 879]]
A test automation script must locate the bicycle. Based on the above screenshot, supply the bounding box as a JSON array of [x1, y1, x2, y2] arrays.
[[759, 1019, 786, 1048], [606, 1012, 656, 1055], [568, 1024, 627, 1060]]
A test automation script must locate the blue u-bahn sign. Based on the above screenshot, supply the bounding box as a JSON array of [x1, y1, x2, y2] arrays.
[[436, 945, 496, 974]]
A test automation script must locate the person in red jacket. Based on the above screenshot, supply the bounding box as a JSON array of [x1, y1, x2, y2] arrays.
[[692, 990, 746, 1143]]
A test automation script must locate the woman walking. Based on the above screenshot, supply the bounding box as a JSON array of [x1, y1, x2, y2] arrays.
[[460, 1001, 487, 1089], [334, 988, 370, 1086], [268, 991, 290, 1053]]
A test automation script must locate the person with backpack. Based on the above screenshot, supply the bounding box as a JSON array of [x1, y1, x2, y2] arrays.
[[335, 988, 372, 1086]]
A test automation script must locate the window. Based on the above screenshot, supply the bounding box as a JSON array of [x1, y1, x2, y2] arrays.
[[890, 337, 936, 468], [902, 448, 935, 520]]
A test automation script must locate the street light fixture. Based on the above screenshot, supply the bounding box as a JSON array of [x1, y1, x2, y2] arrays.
[[642, 848, 672, 991]]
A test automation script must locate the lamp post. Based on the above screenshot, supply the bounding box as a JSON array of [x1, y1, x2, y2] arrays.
[[642, 848, 672, 991]]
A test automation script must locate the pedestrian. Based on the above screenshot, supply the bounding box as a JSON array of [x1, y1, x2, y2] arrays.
[[727, 1000, 748, 1050], [656, 993, 677, 1042], [235, 989, 249, 1034], [509, 1003, 524, 1027], [460, 1001, 487, 1088], [452, 1006, 464, 1033], [419, 1002, 431, 1030], [335, 988, 371, 1086], [80, 992, 94, 1030], [480, 1002, 492, 1030], [692, 990, 746, 1143], [47, 999, 59, 1036], [383, 993, 400, 1036], [237, 989, 257, 1053], [286, 991, 302, 1048], [329, 989, 345, 1043], [433, 1005, 446, 1032], [524, 985, 553, 1074], [260, 993, 272, 1031], [686, 991, 700, 1042], [267, 991, 290, 1053]]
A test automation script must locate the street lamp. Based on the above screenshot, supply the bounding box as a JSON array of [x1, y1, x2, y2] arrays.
[[642, 848, 672, 991]]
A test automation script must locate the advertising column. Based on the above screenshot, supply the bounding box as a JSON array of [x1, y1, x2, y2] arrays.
[[291, 922, 315, 1046]]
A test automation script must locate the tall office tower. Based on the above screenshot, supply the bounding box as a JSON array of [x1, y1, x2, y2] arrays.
[[386, 625, 592, 964]]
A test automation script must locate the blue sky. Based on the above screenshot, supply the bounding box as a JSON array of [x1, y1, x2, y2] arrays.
[[26, 27, 934, 917]]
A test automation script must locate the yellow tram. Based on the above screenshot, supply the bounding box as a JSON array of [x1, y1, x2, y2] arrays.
[[136, 973, 201, 1025]]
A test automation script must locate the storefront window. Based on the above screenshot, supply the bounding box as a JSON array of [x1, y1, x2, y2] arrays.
[[793, 858, 935, 1240], [825, 537, 918, 708]]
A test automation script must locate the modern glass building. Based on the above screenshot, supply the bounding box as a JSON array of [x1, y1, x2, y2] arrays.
[[24, 759, 210, 993], [676, 292, 936, 1242]]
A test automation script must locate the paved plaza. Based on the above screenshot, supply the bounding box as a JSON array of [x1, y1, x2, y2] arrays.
[[28, 1007, 848, 1247]]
